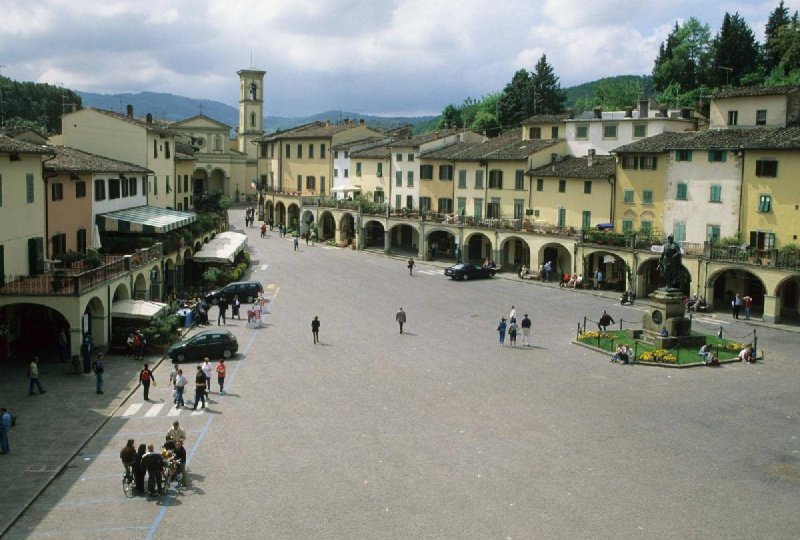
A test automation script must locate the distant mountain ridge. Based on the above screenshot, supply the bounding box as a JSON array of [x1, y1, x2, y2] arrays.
[[76, 91, 436, 134]]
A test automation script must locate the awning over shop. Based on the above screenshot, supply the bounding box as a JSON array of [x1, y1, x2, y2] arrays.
[[192, 231, 248, 264], [111, 299, 168, 320], [96, 206, 196, 234]]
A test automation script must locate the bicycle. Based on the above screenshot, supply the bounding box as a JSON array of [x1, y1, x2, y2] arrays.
[[122, 467, 135, 498]]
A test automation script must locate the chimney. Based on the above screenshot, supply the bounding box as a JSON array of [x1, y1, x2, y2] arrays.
[[658, 105, 668, 117], [126, 104, 134, 118], [593, 107, 602, 119], [681, 107, 691, 119], [624, 107, 633, 118], [638, 98, 649, 118], [588, 148, 596, 166], [146, 113, 153, 125], [550, 153, 558, 171]]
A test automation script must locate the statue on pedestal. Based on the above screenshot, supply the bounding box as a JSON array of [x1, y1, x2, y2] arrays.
[[658, 234, 682, 289]]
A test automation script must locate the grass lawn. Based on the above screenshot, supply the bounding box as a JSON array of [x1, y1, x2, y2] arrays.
[[577, 330, 745, 365]]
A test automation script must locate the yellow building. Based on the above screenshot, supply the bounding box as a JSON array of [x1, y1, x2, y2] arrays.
[[424, 131, 564, 220], [174, 142, 197, 211], [740, 130, 800, 250], [528, 154, 616, 230], [349, 143, 391, 204], [520, 113, 569, 140], [258, 120, 382, 197], [0, 134, 53, 277], [60, 106, 179, 209]]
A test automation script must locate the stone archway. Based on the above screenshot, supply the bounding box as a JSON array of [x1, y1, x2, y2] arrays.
[[426, 229, 456, 261], [464, 232, 493, 264], [265, 201, 274, 224], [339, 213, 355, 243], [363, 220, 386, 248], [287, 204, 300, 232], [275, 202, 287, 228], [164, 258, 176, 298], [83, 296, 106, 347], [501, 236, 531, 271], [0, 302, 72, 363], [301, 209, 315, 235], [113, 283, 130, 301], [209, 168, 225, 193], [389, 224, 418, 253], [707, 267, 767, 314], [183, 248, 194, 291], [149, 265, 162, 301], [193, 169, 208, 195], [583, 250, 628, 291], [319, 211, 336, 240], [538, 242, 572, 282], [133, 273, 147, 300], [776, 274, 800, 323]]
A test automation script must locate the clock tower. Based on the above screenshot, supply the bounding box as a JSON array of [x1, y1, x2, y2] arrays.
[[237, 68, 266, 159]]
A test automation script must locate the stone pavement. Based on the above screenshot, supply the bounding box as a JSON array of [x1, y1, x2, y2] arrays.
[[0, 250, 797, 536], [0, 327, 195, 536]]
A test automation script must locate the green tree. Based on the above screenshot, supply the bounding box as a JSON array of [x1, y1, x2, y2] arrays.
[[764, 1, 792, 70], [709, 12, 762, 87], [438, 104, 464, 129], [497, 68, 533, 129], [588, 76, 647, 110], [531, 54, 566, 115], [0, 76, 82, 133], [653, 18, 712, 92]]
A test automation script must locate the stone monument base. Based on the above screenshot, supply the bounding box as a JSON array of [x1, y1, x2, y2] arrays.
[[643, 288, 694, 340]]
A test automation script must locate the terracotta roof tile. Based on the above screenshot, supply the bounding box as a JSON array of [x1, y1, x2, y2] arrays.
[[528, 155, 616, 178], [44, 146, 152, 174], [0, 134, 54, 155]]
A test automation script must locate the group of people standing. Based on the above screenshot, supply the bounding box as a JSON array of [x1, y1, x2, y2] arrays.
[[496, 306, 533, 347], [119, 420, 188, 496], [162, 357, 227, 409]]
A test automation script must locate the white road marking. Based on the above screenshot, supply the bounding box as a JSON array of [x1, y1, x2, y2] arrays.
[[190, 409, 205, 416], [259, 264, 269, 270], [167, 406, 181, 417], [143, 404, 164, 417], [120, 404, 143, 418]]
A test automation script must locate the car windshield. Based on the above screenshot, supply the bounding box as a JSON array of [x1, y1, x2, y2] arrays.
[[451, 264, 467, 269]]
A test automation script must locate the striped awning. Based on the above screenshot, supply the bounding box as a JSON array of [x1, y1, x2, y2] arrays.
[[96, 206, 196, 234]]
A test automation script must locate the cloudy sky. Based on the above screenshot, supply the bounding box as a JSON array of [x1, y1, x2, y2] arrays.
[[1, 0, 794, 117]]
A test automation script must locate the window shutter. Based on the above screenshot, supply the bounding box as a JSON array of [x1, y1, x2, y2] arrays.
[[721, 152, 727, 163], [749, 231, 757, 247], [652, 157, 657, 170], [687, 150, 692, 162]]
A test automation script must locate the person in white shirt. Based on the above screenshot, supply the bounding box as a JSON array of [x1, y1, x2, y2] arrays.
[[201, 359, 213, 398], [509, 305, 517, 324], [174, 370, 187, 408]]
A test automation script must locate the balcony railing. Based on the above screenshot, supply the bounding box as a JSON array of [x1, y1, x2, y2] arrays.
[[130, 244, 163, 270]]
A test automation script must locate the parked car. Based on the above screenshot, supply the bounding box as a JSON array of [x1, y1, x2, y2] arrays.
[[444, 263, 496, 280], [205, 281, 263, 304], [167, 329, 239, 362]]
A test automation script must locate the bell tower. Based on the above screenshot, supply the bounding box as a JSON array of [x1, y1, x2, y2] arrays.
[[237, 68, 266, 159]]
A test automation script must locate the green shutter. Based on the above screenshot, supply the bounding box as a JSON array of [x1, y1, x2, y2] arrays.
[[676, 183, 687, 200], [26, 173, 34, 203]]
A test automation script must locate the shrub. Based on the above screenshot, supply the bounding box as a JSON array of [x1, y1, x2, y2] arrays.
[[203, 267, 222, 284], [639, 349, 677, 363]]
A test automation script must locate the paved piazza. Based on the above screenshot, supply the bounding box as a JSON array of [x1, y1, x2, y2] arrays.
[[4, 208, 800, 539]]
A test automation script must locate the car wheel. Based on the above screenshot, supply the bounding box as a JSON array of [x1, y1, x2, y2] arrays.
[[462, 273, 469, 281], [177, 353, 186, 363], [223, 349, 233, 359]]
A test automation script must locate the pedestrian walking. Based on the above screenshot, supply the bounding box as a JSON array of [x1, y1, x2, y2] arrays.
[[509, 305, 517, 323], [311, 230, 317, 245], [202, 358, 213, 398], [28, 356, 45, 395], [133, 330, 145, 360], [396, 307, 407, 334], [407, 257, 415, 276], [92, 352, 105, 394], [0, 407, 12, 454], [497, 318, 507, 346], [293, 236, 299, 251], [139, 363, 155, 401], [269, 218, 274, 231], [311, 315, 320, 344], [732, 293, 742, 319], [216, 359, 226, 394], [521, 314, 532, 347], [260, 223, 266, 238], [231, 295, 241, 320], [192, 366, 206, 410], [593, 268, 604, 290], [174, 369, 187, 408], [305, 231, 310, 245], [743, 295, 753, 320], [217, 298, 228, 325], [169, 363, 179, 404], [455, 245, 462, 263]]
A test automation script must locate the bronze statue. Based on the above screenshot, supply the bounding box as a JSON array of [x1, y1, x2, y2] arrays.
[[658, 234, 682, 289]]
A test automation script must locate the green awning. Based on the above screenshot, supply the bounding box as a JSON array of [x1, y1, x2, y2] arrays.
[[96, 206, 196, 234]]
